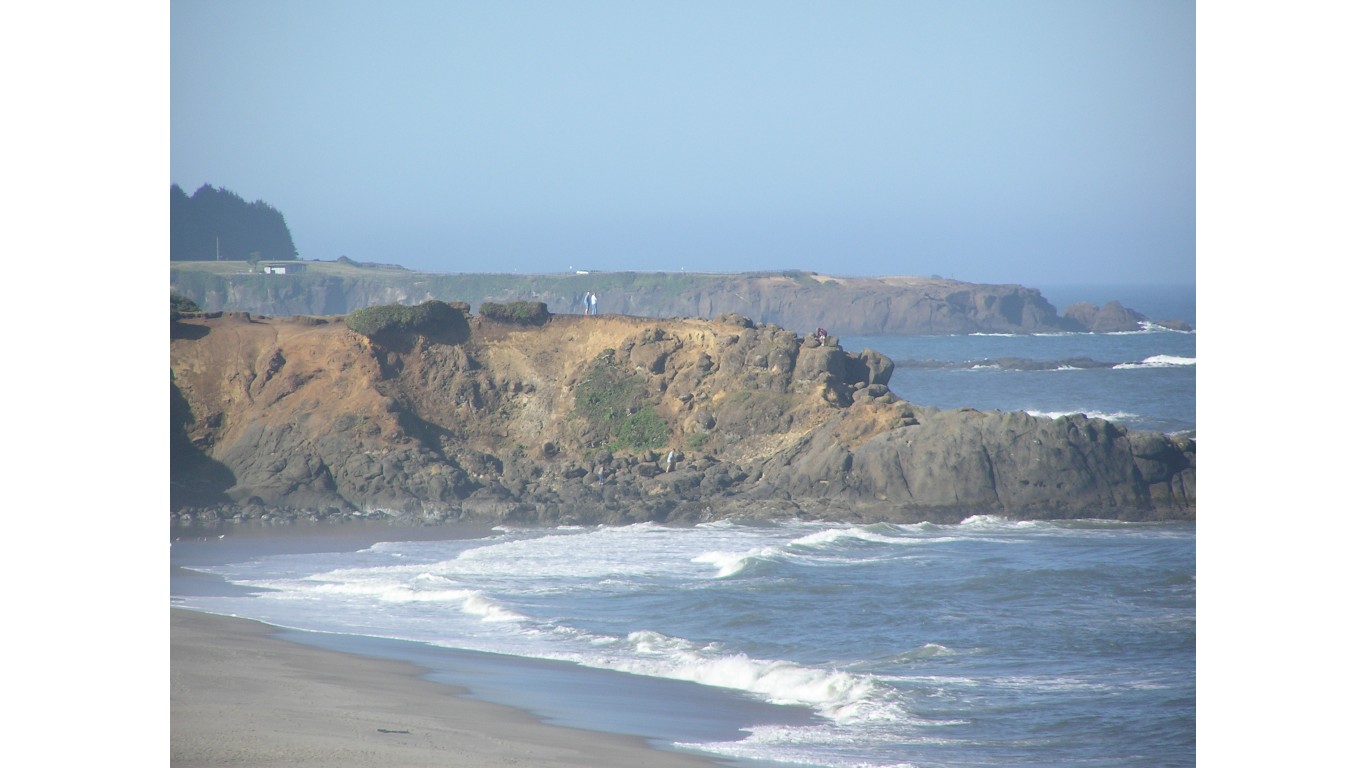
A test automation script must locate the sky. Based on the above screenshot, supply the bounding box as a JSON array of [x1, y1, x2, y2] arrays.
[[171, 0, 1194, 285]]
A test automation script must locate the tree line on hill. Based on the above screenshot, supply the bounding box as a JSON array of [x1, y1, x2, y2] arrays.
[[171, 183, 298, 262]]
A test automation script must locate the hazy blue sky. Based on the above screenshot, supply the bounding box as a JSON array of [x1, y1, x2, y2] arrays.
[[171, 0, 1194, 285]]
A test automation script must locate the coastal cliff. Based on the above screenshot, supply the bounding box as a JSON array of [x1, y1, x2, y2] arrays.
[[171, 264, 1183, 335], [171, 306, 1194, 525]]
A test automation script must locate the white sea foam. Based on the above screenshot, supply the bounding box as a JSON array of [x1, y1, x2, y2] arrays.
[[694, 524, 922, 577], [1114, 354, 1195, 369], [691, 547, 784, 577], [895, 675, 981, 687], [790, 526, 908, 548], [629, 629, 718, 655], [611, 633, 894, 724], [681, 722, 945, 768], [677, 727, 862, 768], [1138, 321, 1195, 334], [431, 620, 904, 725], [450, 524, 675, 580], [379, 585, 475, 603], [990, 676, 1119, 693], [957, 514, 1013, 528], [1108, 324, 1194, 336], [460, 592, 528, 622], [902, 643, 955, 660], [695, 518, 740, 529], [1026, 408, 1142, 422]]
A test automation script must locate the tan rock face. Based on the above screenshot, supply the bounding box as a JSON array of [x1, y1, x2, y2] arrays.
[[171, 309, 1194, 525]]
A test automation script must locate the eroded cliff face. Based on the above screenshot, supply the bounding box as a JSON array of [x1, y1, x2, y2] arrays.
[[170, 308, 1194, 525]]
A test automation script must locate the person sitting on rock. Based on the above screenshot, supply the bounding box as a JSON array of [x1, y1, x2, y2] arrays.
[[816, 328, 828, 346]]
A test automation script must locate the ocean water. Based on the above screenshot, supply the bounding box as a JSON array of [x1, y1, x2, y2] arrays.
[[846, 282, 1197, 436], [170, 283, 1195, 767], [172, 518, 1195, 767]]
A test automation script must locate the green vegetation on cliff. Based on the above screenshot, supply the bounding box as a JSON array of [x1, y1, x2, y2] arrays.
[[171, 292, 200, 319], [614, 409, 670, 452], [345, 300, 468, 338], [478, 301, 550, 325], [573, 351, 668, 452]]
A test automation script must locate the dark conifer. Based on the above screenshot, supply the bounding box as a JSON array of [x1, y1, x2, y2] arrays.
[[170, 183, 298, 261]]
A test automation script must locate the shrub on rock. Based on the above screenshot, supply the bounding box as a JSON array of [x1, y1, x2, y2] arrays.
[[345, 300, 468, 338], [479, 301, 551, 325]]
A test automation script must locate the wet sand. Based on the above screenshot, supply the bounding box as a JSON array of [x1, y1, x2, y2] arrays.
[[170, 608, 726, 767]]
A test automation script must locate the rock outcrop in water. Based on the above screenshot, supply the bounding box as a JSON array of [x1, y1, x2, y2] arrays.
[[170, 306, 1194, 526]]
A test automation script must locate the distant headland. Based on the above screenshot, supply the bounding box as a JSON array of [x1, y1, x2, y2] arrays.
[[170, 261, 1192, 336]]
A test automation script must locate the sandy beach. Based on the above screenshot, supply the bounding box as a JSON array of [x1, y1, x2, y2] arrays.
[[171, 608, 726, 767]]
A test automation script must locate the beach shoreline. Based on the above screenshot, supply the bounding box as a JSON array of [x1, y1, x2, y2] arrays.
[[170, 608, 728, 767]]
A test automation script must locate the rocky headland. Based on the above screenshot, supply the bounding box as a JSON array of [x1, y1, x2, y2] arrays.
[[171, 304, 1194, 527], [170, 264, 1190, 336]]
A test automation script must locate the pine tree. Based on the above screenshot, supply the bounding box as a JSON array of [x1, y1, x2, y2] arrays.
[[169, 183, 299, 261]]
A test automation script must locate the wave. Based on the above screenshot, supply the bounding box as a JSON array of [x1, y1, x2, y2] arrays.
[[617, 630, 896, 724], [254, 568, 533, 621], [789, 526, 909, 548], [969, 326, 1191, 338], [1026, 408, 1143, 423], [679, 718, 964, 768], [460, 591, 528, 622], [898, 355, 1195, 372], [988, 675, 1125, 693], [691, 518, 1042, 578], [957, 514, 1138, 531], [693, 523, 930, 578], [1113, 355, 1195, 369], [691, 546, 787, 578], [1137, 321, 1196, 334], [958, 514, 1014, 528], [902, 356, 1114, 371], [898, 643, 956, 661], [847, 644, 960, 671], [450, 523, 683, 581]]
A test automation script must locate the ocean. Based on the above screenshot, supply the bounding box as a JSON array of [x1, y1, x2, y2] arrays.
[[171, 283, 1196, 768], [845, 282, 1196, 438]]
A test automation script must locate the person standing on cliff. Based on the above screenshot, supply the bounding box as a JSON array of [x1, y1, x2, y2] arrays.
[[583, 291, 591, 316], [590, 291, 598, 316]]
